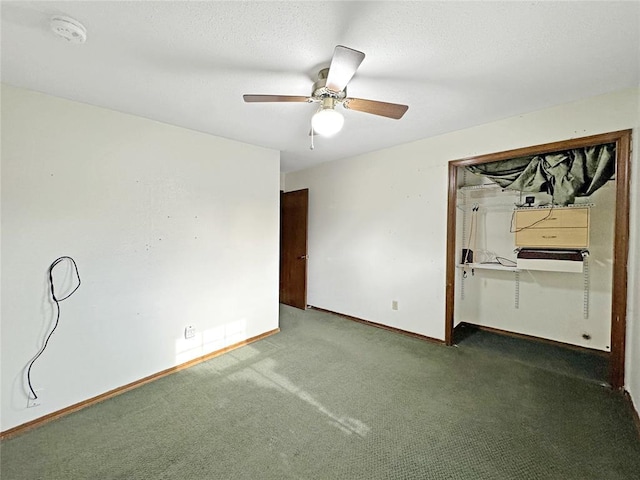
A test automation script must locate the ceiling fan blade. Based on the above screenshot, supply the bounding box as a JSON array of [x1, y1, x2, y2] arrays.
[[325, 45, 365, 93], [343, 98, 409, 119], [243, 95, 310, 103]]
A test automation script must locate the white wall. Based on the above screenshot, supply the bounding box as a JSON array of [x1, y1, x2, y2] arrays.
[[290, 144, 449, 338], [0, 85, 280, 432], [285, 88, 639, 400]]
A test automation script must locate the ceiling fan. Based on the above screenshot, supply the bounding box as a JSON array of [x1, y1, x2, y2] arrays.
[[243, 45, 409, 138]]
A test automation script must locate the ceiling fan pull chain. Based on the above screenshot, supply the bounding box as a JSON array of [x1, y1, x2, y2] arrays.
[[310, 121, 315, 150]]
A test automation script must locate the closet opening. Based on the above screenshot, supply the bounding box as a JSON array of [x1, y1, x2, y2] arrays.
[[445, 130, 631, 389]]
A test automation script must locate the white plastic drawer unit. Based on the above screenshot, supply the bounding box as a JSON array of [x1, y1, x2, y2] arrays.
[[514, 206, 590, 248]]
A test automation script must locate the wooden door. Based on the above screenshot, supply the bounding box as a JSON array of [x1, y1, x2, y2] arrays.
[[280, 189, 309, 309]]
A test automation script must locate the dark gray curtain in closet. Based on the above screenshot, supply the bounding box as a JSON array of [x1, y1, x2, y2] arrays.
[[466, 143, 615, 206]]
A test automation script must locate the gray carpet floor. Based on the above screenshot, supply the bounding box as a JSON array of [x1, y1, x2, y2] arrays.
[[2, 305, 640, 479], [453, 323, 610, 385]]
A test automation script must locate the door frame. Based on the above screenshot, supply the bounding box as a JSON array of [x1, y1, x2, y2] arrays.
[[444, 130, 632, 390]]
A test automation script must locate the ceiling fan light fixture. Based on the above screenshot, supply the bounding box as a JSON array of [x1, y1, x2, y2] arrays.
[[312, 107, 344, 137], [243, 45, 408, 144]]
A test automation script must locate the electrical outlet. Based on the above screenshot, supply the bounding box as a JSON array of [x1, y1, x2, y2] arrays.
[[184, 325, 196, 339], [27, 389, 43, 408], [392, 300, 398, 310]]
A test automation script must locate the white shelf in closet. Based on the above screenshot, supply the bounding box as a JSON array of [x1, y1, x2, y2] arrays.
[[456, 263, 518, 272]]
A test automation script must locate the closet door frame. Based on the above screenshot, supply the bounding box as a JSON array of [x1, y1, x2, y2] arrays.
[[444, 130, 632, 390]]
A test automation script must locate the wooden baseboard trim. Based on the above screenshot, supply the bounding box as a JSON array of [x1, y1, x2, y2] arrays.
[[309, 306, 444, 345], [456, 322, 610, 358], [624, 390, 640, 440], [0, 328, 280, 441]]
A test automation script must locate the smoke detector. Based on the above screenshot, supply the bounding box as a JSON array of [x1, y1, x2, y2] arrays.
[[50, 16, 87, 44]]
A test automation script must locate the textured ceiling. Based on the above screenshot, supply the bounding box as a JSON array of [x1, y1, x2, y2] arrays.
[[2, 1, 639, 172]]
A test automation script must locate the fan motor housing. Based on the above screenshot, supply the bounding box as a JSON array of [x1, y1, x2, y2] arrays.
[[312, 68, 347, 100]]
